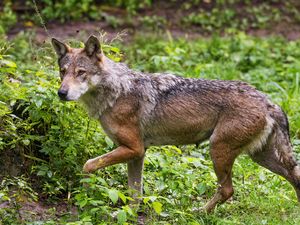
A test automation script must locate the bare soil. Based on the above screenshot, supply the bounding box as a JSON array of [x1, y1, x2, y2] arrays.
[[0, 196, 77, 223], [7, 19, 300, 45]]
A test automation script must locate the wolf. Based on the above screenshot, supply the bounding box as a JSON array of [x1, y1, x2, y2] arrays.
[[51, 35, 300, 212]]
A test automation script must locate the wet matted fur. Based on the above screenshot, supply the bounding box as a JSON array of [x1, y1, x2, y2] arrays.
[[52, 35, 300, 212]]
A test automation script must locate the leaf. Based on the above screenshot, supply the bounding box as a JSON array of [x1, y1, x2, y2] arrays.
[[81, 216, 92, 222], [117, 210, 127, 224], [22, 139, 30, 146], [149, 196, 157, 202], [0, 59, 17, 68], [122, 205, 134, 216], [118, 191, 127, 204], [197, 183, 207, 195], [80, 178, 92, 184], [105, 136, 114, 148], [171, 146, 182, 154], [89, 200, 104, 206], [143, 197, 150, 204], [152, 201, 162, 214], [79, 199, 88, 208], [37, 170, 46, 176], [259, 172, 266, 181], [35, 99, 43, 108], [47, 170, 53, 178], [108, 189, 119, 204], [90, 207, 100, 213]]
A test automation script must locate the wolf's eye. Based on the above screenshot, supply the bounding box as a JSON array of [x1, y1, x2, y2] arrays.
[[60, 68, 66, 75], [77, 69, 86, 77]]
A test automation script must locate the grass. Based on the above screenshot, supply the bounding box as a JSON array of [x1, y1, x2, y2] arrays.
[[1, 31, 300, 224]]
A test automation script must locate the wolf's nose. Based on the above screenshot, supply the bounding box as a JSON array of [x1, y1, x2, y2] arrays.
[[58, 89, 68, 100]]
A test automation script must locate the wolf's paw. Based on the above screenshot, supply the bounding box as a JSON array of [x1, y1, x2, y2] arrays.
[[83, 159, 95, 173]]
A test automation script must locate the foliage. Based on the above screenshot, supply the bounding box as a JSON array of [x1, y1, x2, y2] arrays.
[[0, 176, 38, 224], [5, 0, 300, 34], [1, 31, 300, 224], [29, 0, 100, 22], [182, 1, 284, 32], [25, 0, 152, 22], [0, 1, 17, 35], [139, 15, 167, 31], [0, 34, 108, 197], [104, 0, 152, 15]]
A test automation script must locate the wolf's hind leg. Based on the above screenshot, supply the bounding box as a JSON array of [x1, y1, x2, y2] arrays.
[[249, 128, 300, 201], [203, 142, 240, 212]]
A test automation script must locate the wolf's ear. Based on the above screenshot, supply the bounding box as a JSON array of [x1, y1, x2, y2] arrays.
[[84, 35, 102, 57], [51, 38, 69, 58]]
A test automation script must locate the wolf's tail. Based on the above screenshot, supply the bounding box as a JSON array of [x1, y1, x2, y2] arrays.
[[250, 104, 300, 201]]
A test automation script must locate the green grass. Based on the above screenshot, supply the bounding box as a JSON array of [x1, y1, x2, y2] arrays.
[[1, 32, 300, 224]]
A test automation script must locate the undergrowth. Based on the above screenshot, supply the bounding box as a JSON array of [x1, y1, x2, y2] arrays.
[[0, 32, 300, 224], [2, 1, 300, 34]]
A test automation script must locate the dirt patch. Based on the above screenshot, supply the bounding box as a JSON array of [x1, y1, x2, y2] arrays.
[[0, 197, 78, 223], [8, 20, 300, 44], [248, 21, 300, 40]]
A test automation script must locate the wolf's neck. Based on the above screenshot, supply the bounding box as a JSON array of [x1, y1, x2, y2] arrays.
[[101, 57, 135, 93], [80, 57, 135, 118], [79, 87, 115, 119]]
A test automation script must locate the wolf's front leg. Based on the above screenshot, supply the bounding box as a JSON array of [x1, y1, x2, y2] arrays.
[[128, 156, 145, 196], [83, 145, 144, 173]]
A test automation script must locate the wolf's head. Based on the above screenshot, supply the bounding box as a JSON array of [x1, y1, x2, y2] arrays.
[[51, 35, 105, 101]]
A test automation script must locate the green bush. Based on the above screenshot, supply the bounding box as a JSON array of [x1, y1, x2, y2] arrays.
[[0, 36, 108, 196]]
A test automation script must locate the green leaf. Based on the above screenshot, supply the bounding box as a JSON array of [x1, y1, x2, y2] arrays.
[[89, 200, 104, 206], [79, 199, 88, 208], [143, 197, 150, 204], [0, 59, 17, 68], [47, 170, 53, 178], [80, 178, 92, 184], [108, 189, 119, 204], [22, 139, 30, 146], [152, 201, 162, 214], [118, 191, 127, 204], [105, 136, 114, 148], [81, 216, 92, 222], [197, 183, 207, 195], [117, 210, 127, 224], [37, 170, 46, 176]]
